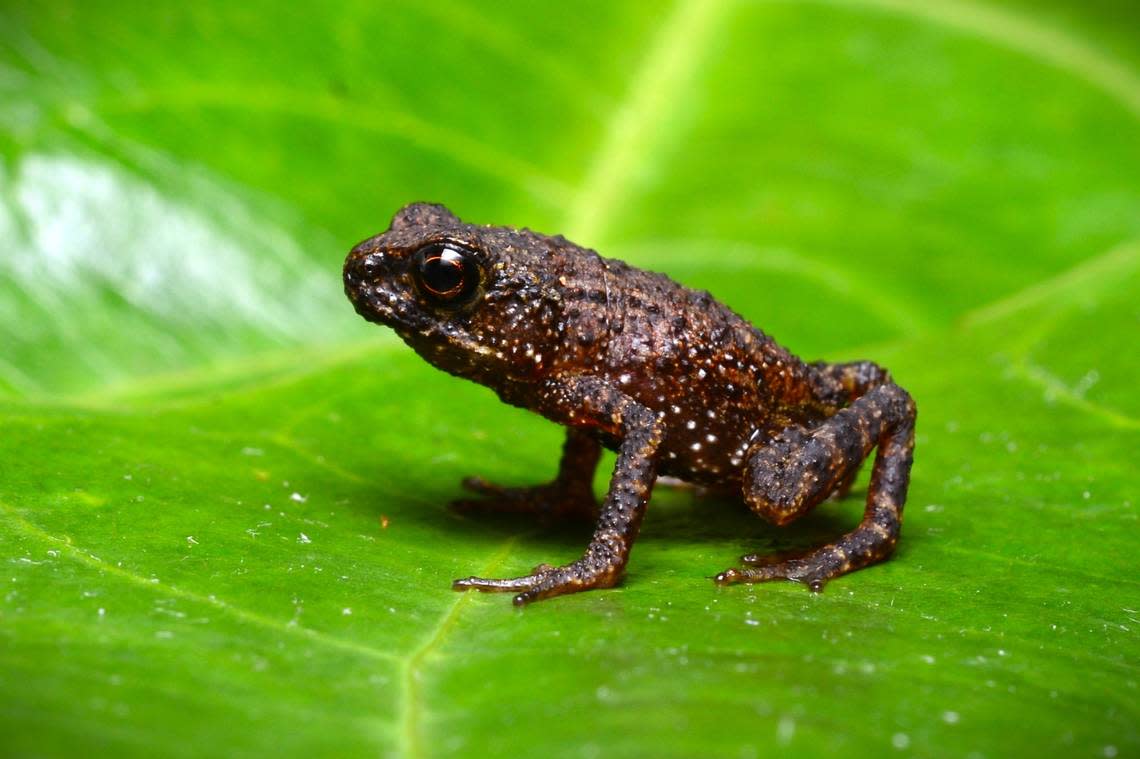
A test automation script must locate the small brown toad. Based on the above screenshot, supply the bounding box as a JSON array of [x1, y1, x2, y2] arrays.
[[344, 204, 916, 605]]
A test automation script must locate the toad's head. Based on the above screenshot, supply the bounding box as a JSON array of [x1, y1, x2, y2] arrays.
[[344, 203, 568, 384]]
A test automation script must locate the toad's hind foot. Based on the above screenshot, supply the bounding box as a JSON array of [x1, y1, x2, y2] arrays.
[[450, 477, 597, 522], [726, 381, 915, 592], [451, 428, 601, 523], [715, 520, 899, 592]]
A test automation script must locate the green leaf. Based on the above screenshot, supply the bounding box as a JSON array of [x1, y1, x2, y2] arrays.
[[1, 1, 1137, 757]]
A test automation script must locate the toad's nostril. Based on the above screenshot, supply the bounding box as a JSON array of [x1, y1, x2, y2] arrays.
[[344, 249, 384, 287]]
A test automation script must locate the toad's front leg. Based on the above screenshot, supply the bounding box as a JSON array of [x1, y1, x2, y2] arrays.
[[453, 376, 663, 605]]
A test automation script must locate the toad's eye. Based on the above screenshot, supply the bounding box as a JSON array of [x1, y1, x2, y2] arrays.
[[411, 243, 481, 306]]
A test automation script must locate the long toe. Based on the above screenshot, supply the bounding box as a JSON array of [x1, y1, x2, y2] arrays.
[[714, 560, 827, 590], [460, 476, 506, 496], [452, 574, 541, 592]]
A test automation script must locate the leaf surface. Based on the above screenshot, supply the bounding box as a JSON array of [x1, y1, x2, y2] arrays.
[[1, 1, 1137, 757]]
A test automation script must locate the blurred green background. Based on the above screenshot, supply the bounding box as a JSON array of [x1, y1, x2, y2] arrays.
[[1, 1, 1137, 757]]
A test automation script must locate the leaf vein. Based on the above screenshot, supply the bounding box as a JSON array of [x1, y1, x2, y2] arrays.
[[1006, 358, 1139, 430], [397, 538, 517, 758], [0, 498, 401, 664], [822, 0, 1140, 119], [92, 85, 572, 208], [564, 0, 730, 244], [963, 241, 1140, 327]]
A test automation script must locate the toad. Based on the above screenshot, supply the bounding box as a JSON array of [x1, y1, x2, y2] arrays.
[[344, 204, 916, 605]]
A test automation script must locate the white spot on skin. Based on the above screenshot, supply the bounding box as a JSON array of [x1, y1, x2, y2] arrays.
[[690, 442, 702, 452], [706, 434, 718, 443], [686, 420, 697, 430]]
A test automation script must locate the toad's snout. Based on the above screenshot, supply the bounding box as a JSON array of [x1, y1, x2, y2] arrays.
[[343, 241, 384, 284], [343, 243, 395, 319]]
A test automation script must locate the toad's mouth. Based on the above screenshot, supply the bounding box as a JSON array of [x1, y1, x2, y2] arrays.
[[392, 327, 505, 387], [344, 254, 502, 375], [345, 283, 399, 324]]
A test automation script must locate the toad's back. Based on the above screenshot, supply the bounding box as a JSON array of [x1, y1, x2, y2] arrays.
[[541, 244, 839, 485]]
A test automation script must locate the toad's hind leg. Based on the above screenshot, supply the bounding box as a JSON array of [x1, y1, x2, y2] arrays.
[[452, 428, 600, 522], [720, 381, 916, 591]]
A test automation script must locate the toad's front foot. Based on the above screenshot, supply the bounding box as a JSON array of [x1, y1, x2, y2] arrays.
[[453, 558, 621, 606]]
